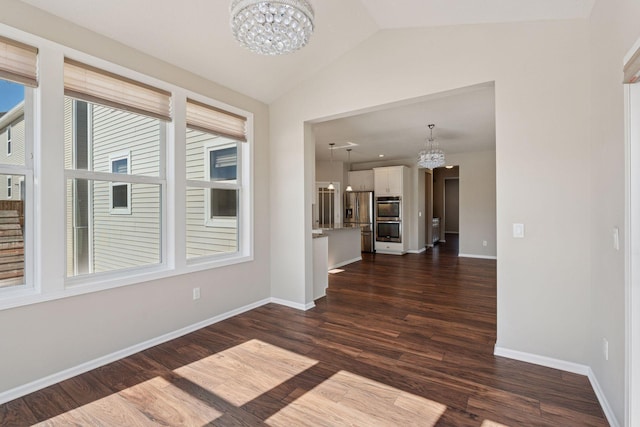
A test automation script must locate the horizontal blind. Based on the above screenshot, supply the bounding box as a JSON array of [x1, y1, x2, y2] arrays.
[[0, 36, 38, 87], [64, 59, 171, 121], [186, 98, 247, 142]]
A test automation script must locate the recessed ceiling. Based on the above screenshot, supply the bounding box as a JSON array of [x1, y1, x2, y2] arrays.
[[313, 83, 496, 164]]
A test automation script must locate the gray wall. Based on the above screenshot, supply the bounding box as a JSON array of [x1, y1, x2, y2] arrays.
[[0, 0, 270, 395]]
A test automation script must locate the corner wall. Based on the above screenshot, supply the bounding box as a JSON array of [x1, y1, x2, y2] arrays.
[[270, 20, 591, 370], [588, 0, 640, 423], [0, 1, 270, 395]]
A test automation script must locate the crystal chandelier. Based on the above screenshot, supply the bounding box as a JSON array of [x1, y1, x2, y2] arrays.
[[230, 0, 314, 55], [417, 124, 445, 169]]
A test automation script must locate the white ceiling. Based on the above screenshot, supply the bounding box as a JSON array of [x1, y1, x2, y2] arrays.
[[18, 0, 593, 164]]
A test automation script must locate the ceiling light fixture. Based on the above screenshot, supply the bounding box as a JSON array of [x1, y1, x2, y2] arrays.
[[229, 0, 314, 55], [418, 124, 445, 170], [327, 143, 335, 190], [345, 148, 353, 192]]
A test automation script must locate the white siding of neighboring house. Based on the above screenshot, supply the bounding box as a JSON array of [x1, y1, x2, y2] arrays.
[[91, 105, 161, 273], [64, 100, 162, 275], [186, 129, 238, 257]]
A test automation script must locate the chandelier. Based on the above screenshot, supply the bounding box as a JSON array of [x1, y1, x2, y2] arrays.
[[417, 124, 445, 169], [230, 0, 315, 55]]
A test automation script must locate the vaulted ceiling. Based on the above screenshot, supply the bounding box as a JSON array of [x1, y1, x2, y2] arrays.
[[19, 0, 594, 163]]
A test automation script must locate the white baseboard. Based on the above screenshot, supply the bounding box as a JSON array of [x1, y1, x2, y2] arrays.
[[494, 346, 589, 375], [407, 248, 426, 254], [459, 253, 497, 260], [495, 346, 620, 427], [0, 297, 272, 406], [270, 297, 315, 311], [587, 368, 621, 427], [329, 256, 362, 270]]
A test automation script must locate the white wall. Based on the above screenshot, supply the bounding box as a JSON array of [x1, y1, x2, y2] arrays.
[[271, 19, 591, 367], [589, 0, 640, 423], [0, 1, 270, 395]]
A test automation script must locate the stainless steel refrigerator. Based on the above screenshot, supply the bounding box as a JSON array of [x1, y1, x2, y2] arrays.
[[344, 191, 375, 253]]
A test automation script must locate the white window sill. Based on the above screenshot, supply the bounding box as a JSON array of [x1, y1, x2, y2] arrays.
[[0, 252, 253, 311]]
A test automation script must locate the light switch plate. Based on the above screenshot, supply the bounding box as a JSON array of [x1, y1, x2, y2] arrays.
[[513, 223, 525, 238]]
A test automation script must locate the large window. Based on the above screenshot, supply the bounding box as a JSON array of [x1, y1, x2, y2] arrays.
[[64, 59, 170, 279], [0, 30, 253, 308], [185, 99, 247, 260], [0, 35, 35, 292]]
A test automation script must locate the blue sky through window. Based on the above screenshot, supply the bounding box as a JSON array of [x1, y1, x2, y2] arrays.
[[0, 80, 25, 113]]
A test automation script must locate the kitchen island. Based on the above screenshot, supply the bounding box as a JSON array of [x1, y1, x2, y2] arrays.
[[316, 226, 362, 269]]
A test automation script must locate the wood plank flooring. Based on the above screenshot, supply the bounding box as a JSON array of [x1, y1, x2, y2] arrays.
[[0, 234, 608, 426]]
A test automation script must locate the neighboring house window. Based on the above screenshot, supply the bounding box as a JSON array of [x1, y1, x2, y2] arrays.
[[185, 98, 248, 260], [6, 176, 11, 199], [206, 143, 238, 227], [6, 125, 11, 156], [109, 152, 131, 214]]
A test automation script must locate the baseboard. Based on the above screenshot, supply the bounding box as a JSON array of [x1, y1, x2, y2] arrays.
[[494, 346, 620, 426], [459, 253, 497, 260], [587, 368, 621, 427], [0, 297, 272, 406], [270, 297, 315, 311], [494, 346, 589, 375], [329, 256, 362, 270], [407, 248, 426, 254]]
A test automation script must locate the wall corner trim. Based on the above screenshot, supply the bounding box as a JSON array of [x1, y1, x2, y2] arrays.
[[0, 297, 272, 406], [458, 253, 497, 260], [407, 248, 427, 254], [270, 297, 315, 311], [587, 368, 622, 427], [494, 346, 620, 427]]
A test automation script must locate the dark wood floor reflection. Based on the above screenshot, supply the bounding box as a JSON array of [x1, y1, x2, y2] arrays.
[[0, 234, 608, 426]]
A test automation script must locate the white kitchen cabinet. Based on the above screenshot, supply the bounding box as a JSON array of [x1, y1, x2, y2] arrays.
[[348, 170, 374, 191], [374, 166, 406, 196]]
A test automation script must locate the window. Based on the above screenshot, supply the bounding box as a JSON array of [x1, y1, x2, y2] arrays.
[[64, 59, 170, 279], [185, 99, 248, 260], [6, 176, 11, 198], [109, 152, 131, 214], [206, 143, 238, 226], [6, 125, 11, 156]]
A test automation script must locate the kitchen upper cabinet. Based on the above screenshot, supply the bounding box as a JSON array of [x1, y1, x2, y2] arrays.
[[374, 166, 406, 196], [348, 170, 374, 191]]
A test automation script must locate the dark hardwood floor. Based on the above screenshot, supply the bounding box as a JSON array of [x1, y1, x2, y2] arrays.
[[0, 234, 608, 426]]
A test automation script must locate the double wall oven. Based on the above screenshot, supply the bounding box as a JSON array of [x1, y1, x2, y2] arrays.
[[376, 196, 401, 243]]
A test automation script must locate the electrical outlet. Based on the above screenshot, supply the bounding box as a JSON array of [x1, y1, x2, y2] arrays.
[[603, 338, 609, 361], [193, 287, 201, 300], [483, 240, 488, 247]]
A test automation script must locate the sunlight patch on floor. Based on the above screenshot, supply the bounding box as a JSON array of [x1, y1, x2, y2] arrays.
[[174, 339, 318, 407], [35, 376, 223, 426], [328, 268, 345, 274], [481, 420, 510, 427], [265, 370, 446, 426]]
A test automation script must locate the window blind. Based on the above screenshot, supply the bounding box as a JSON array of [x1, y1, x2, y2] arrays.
[[0, 36, 38, 87], [186, 98, 247, 142], [64, 59, 171, 121]]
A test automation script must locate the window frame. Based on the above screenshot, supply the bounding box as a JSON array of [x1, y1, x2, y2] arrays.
[[0, 26, 254, 311], [6, 175, 11, 198], [6, 124, 11, 156], [108, 151, 132, 215]]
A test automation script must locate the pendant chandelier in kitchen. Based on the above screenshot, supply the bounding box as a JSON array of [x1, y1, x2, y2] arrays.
[[417, 124, 445, 170]]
